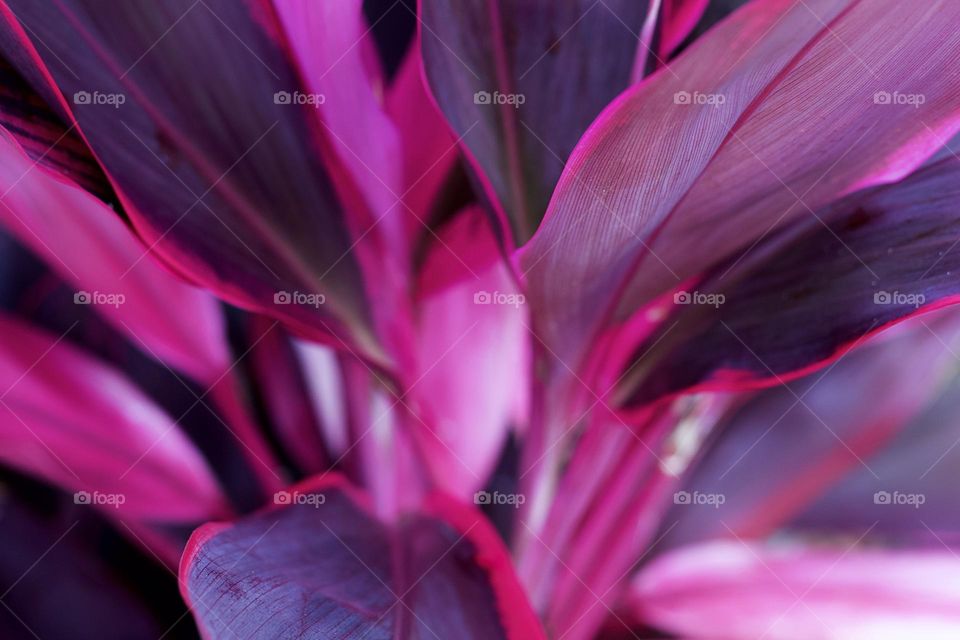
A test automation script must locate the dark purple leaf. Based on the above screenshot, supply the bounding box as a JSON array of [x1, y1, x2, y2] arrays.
[[2, 0, 387, 365], [420, 0, 655, 243], [618, 158, 960, 407]]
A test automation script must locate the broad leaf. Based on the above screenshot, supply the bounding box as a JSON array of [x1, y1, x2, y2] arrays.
[[617, 157, 960, 406], [181, 475, 545, 639], [521, 0, 960, 382], [0, 127, 228, 384]]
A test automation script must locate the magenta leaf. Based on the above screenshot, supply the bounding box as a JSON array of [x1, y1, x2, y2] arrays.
[[0, 127, 228, 385], [617, 157, 960, 406], [629, 539, 960, 639], [658, 0, 710, 58], [0, 312, 228, 524], [2, 0, 386, 364], [420, 0, 656, 243], [180, 475, 545, 640], [411, 206, 529, 499]]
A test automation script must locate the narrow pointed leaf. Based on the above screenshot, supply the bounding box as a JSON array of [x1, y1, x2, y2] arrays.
[[3, 0, 386, 364], [0, 313, 228, 522], [420, 0, 655, 243]]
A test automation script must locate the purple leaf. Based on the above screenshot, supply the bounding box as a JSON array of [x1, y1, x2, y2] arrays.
[[420, 0, 656, 243], [521, 0, 960, 383], [660, 308, 960, 549], [617, 157, 960, 406], [180, 475, 546, 640], [0, 55, 110, 199], [2, 0, 387, 365]]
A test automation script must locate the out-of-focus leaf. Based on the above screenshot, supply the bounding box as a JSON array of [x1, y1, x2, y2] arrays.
[[412, 206, 529, 499], [628, 539, 960, 639], [0, 312, 228, 523], [0, 128, 227, 384], [657, 308, 960, 550]]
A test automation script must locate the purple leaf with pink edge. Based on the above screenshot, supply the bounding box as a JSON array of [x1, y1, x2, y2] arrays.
[[1, 0, 387, 365], [616, 157, 960, 407], [0, 127, 228, 385], [180, 475, 546, 640], [0, 55, 110, 199], [0, 312, 229, 523], [419, 0, 656, 244], [411, 206, 529, 499], [628, 539, 960, 639], [520, 0, 960, 379], [658, 307, 960, 550]]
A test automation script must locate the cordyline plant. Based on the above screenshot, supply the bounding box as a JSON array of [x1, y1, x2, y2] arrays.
[[1, 0, 960, 638]]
